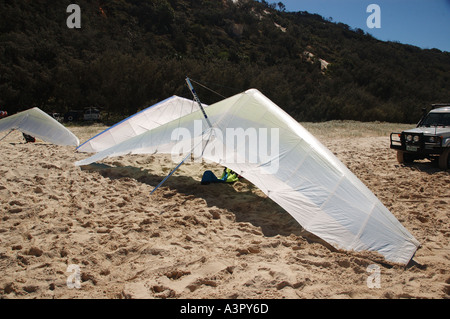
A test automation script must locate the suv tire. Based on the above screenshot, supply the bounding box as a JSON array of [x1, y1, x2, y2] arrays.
[[397, 151, 415, 164], [439, 148, 450, 170]]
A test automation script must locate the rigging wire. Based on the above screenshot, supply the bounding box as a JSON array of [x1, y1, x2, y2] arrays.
[[0, 129, 15, 142], [188, 78, 239, 100]]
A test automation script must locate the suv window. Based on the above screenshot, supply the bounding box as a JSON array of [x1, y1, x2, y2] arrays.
[[420, 113, 450, 127]]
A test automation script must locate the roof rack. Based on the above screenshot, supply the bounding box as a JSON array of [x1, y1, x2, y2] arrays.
[[431, 103, 450, 109]]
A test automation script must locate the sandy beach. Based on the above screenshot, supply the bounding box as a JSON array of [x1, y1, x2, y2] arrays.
[[0, 121, 448, 299]]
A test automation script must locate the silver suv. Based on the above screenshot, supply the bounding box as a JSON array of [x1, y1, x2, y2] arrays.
[[390, 104, 450, 169]]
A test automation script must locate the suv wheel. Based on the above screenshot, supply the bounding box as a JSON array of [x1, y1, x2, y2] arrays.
[[397, 151, 415, 164], [439, 148, 450, 170]]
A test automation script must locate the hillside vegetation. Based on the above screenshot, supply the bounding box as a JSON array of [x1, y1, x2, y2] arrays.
[[1, 0, 449, 124]]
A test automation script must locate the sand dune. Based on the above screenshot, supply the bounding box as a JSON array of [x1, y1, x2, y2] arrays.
[[0, 123, 448, 299]]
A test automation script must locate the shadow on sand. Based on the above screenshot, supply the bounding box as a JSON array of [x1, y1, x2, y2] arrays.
[[399, 159, 448, 175], [80, 163, 327, 244], [79, 163, 427, 267]]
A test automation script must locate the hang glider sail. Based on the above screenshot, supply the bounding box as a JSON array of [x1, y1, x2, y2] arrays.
[[75, 89, 419, 265], [77, 96, 206, 153], [0, 107, 79, 146]]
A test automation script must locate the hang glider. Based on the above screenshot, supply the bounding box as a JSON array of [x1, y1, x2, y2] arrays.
[[77, 96, 206, 153], [75, 89, 420, 265], [0, 107, 79, 146]]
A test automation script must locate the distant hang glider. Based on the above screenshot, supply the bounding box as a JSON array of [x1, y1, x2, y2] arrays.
[[75, 89, 420, 265], [0, 107, 79, 147], [77, 96, 207, 153]]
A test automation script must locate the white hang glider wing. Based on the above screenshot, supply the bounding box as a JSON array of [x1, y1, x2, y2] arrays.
[[75, 89, 420, 265], [0, 107, 79, 146], [77, 96, 205, 153]]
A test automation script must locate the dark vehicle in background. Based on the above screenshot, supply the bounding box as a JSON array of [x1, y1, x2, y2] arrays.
[[64, 110, 83, 122], [390, 104, 450, 169], [83, 108, 101, 121], [64, 108, 101, 122]]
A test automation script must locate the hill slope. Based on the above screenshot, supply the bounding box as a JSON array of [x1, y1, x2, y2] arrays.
[[1, 0, 449, 123]]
